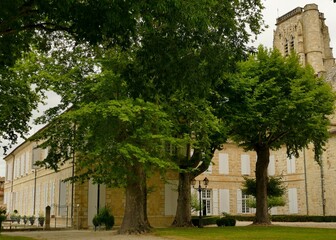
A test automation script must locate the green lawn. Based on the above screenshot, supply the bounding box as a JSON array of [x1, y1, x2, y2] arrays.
[[0, 235, 35, 240], [154, 226, 336, 240]]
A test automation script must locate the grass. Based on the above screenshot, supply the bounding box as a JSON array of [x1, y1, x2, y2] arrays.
[[0, 235, 35, 240], [154, 226, 336, 240]]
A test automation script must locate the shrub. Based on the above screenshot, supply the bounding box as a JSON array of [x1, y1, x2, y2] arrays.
[[92, 207, 114, 230], [230, 215, 336, 223], [191, 216, 219, 226], [216, 217, 236, 227]]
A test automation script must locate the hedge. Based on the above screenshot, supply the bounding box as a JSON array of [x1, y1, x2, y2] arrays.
[[191, 216, 219, 226], [231, 215, 336, 222]]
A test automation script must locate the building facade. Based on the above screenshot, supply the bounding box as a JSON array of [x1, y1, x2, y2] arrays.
[[273, 4, 335, 75], [195, 3, 336, 217], [2, 139, 179, 228]]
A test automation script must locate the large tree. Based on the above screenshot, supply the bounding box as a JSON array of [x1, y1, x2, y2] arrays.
[[0, 0, 141, 149], [23, 45, 179, 233], [13, 0, 265, 231], [224, 46, 335, 224], [125, 0, 265, 227]]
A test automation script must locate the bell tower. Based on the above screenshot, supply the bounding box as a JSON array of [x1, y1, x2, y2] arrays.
[[273, 4, 335, 75]]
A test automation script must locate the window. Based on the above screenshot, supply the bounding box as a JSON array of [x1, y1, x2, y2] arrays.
[[290, 36, 295, 50], [241, 193, 250, 214], [219, 153, 229, 175], [285, 39, 289, 56], [287, 155, 296, 174], [202, 189, 212, 215], [237, 189, 254, 214], [241, 154, 250, 175]]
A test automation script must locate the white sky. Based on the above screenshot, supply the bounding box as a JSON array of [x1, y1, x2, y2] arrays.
[[1, 1, 336, 177]]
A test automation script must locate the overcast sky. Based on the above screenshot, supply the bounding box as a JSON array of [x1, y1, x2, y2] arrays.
[[1, 1, 336, 177]]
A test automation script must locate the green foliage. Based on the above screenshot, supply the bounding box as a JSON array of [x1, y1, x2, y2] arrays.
[[0, 207, 6, 215], [225, 46, 335, 160], [242, 176, 286, 198], [271, 215, 336, 222], [190, 192, 202, 212], [225, 46, 335, 223], [230, 214, 336, 223], [191, 216, 219, 226], [93, 207, 115, 230], [13, 0, 266, 230], [216, 217, 236, 227], [247, 196, 286, 210]]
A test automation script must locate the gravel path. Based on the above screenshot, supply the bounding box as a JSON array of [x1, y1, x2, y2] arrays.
[[2, 230, 170, 240]]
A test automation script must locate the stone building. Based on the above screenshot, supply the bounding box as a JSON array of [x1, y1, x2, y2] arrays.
[[196, 3, 336, 217], [273, 4, 335, 75], [3, 3, 336, 230], [2, 139, 178, 228]]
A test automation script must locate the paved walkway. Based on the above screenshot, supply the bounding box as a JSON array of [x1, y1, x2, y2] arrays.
[[2, 229, 169, 240], [2, 222, 336, 240]]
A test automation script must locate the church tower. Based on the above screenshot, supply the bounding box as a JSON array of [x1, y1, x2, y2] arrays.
[[273, 4, 335, 76]]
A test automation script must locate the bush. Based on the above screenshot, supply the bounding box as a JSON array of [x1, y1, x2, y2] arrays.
[[271, 215, 336, 222], [230, 215, 336, 223], [92, 207, 114, 230], [191, 216, 219, 226], [216, 217, 236, 227]]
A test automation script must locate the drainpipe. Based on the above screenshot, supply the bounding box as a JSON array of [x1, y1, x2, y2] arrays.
[[71, 123, 76, 227], [303, 148, 309, 215], [319, 155, 326, 216], [10, 154, 15, 213]]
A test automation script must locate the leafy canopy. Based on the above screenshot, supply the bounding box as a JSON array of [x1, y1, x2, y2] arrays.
[[224, 46, 335, 160]]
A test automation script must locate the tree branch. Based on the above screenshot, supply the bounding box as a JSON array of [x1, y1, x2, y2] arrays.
[[1, 22, 72, 36]]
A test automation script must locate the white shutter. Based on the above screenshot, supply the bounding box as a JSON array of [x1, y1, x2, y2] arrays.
[[268, 155, 275, 176], [31, 186, 35, 215], [212, 189, 219, 215], [44, 183, 49, 208], [6, 161, 13, 181], [219, 189, 230, 214], [237, 189, 242, 214], [24, 188, 28, 215], [25, 152, 30, 174], [20, 155, 24, 176], [32, 148, 41, 169], [241, 155, 250, 175], [288, 188, 298, 213], [36, 185, 41, 214], [270, 207, 277, 215], [50, 181, 55, 214], [164, 180, 178, 216], [44, 147, 49, 160], [219, 153, 229, 175], [206, 162, 213, 174], [287, 155, 296, 174]]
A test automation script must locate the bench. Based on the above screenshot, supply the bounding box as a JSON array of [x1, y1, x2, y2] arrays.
[[1, 219, 18, 229]]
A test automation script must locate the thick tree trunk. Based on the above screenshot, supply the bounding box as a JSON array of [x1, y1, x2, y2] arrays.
[[254, 145, 271, 225], [171, 172, 193, 227], [119, 163, 151, 234]]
